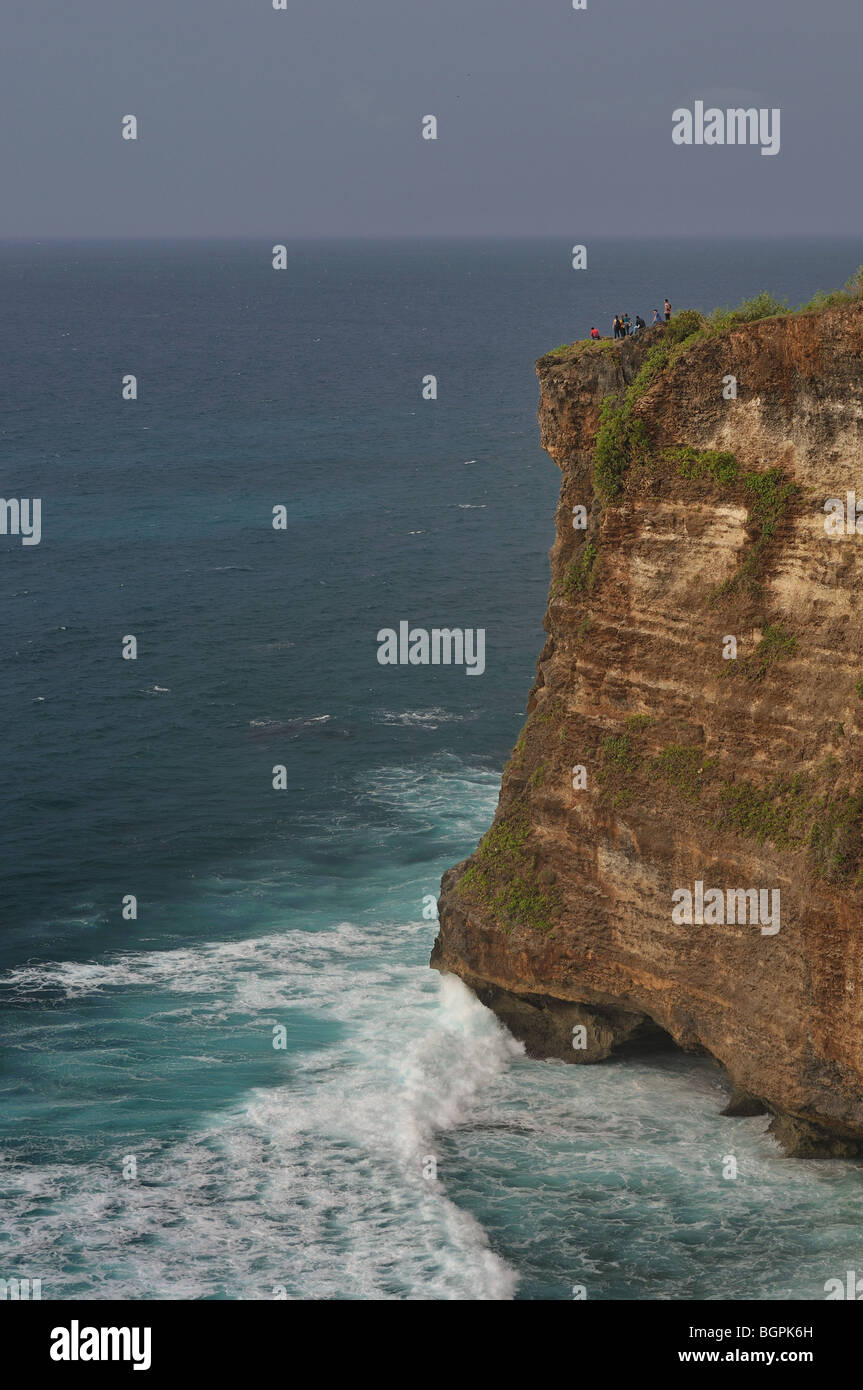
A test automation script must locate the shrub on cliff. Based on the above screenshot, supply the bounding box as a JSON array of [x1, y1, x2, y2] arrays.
[[458, 810, 561, 932], [630, 344, 671, 397], [847, 265, 863, 297], [711, 468, 799, 600], [594, 397, 651, 503], [564, 540, 598, 597], [666, 309, 707, 343], [710, 291, 791, 332], [667, 445, 739, 486], [799, 266, 863, 313]]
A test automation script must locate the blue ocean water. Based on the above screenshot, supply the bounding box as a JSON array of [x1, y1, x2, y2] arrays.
[[2, 238, 862, 1300]]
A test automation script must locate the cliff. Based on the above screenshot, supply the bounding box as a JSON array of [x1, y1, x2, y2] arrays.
[[432, 300, 863, 1157]]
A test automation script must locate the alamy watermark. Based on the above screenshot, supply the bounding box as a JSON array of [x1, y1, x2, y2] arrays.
[[0, 497, 41, 545], [377, 622, 485, 676], [824, 493, 863, 535], [50, 1322, 151, 1371], [672, 879, 781, 935], [672, 102, 780, 157], [1, 1277, 41, 1299]]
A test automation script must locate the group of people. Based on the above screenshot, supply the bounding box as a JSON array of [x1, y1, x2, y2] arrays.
[[589, 299, 672, 340]]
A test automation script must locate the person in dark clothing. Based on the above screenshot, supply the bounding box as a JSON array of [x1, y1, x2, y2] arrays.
[[612, 315, 621, 338], [634, 314, 646, 333], [623, 313, 631, 335], [652, 308, 662, 325], [664, 298, 672, 322]]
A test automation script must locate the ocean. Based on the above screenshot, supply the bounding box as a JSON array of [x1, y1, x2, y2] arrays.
[[2, 237, 862, 1300]]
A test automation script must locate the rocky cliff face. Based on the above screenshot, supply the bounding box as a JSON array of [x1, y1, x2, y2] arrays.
[[432, 301, 863, 1156]]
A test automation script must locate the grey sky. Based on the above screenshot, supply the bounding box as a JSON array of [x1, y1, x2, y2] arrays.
[[2, 0, 860, 237]]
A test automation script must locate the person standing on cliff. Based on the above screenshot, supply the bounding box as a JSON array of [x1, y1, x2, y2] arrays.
[[612, 315, 621, 338], [664, 298, 672, 322], [623, 313, 631, 335]]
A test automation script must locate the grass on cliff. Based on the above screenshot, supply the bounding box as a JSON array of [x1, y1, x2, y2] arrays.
[[711, 267, 863, 329], [594, 395, 653, 503], [596, 729, 718, 808], [715, 768, 863, 885], [591, 325, 724, 505], [666, 444, 739, 486], [457, 809, 560, 932], [564, 539, 598, 596], [710, 469, 799, 601], [594, 720, 863, 885], [721, 622, 798, 681], [590, 419, 798, 603], [545, 264, 863, 360]]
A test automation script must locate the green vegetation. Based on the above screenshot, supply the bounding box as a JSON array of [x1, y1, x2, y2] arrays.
[[629, 344, 672, 397], [722, 623, 797, 681], [545, 264, 863, 358], [748, 622, 797, 677], [745, 468, 798, 531], [666, 445, 739, 486], [715, 770, 863, 885], [715, 774, 811, 850], [709, 267, 863, 331], [529, 761, 547, 789], [809, 789, 863, 883], [711, 469, 799, 601], [564, 540, 598, 596], [596, 726, 863, 884], [666, 308, 707, 343], [533, 696, 564, 726], [602, 733, 640, 771], [797, 265, 863, 313], [597, 726, 716, 809], [625, 714, 652, 731], [593, 396, 652, 503], [592, 341, 676, 503], [458, 810, 560, 932], [595, 732, 644, 808], [709, 291, 791, 332], [855, 677, 863, 700], [649, 744, 717, 800]]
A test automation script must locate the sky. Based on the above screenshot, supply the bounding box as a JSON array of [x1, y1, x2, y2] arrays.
[[2, 0, 861, 238]]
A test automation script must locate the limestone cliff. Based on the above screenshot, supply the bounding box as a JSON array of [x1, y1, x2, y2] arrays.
[[432, 300, 863, 1156]]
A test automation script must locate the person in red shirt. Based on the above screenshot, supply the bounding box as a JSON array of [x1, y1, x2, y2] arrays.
[[590, 326, 600, 339]]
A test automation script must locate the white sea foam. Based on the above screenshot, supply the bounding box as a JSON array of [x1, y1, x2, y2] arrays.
[[6, 754, 850, 1301], [249, 714, 331, 729], [372, 708, 474, 729], [0, 755, 516, 1300], [0, 918, 521, 1300]]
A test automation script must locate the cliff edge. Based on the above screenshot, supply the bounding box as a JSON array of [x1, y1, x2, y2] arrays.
[[432, 301, 863, 1157]]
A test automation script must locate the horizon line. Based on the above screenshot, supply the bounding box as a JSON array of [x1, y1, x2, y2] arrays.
[[0, 232, 860, 244]]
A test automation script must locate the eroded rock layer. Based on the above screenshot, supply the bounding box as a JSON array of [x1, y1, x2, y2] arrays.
[[432, 303, 863, 1155]]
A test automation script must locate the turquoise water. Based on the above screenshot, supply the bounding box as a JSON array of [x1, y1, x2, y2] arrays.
[[2, 239, 862, 1299]]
